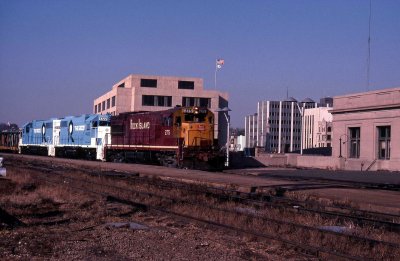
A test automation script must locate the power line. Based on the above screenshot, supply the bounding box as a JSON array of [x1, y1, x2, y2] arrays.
[[367, 0, 372, 91]]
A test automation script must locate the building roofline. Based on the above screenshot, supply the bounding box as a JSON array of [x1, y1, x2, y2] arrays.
[[123, 74, 203, 80], [333, 86, 400, 99]]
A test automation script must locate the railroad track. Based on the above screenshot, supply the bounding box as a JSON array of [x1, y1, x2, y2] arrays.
[[87, 169, 400, 231], [255, 173, 400, 192], [11, 162, 400, 260], [7, 157, 400, 230]]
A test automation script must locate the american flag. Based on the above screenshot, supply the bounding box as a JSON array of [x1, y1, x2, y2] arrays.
[[216, 59, 224, 69]]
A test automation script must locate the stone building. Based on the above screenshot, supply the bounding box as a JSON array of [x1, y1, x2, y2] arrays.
[[331, 87, 400, 171]]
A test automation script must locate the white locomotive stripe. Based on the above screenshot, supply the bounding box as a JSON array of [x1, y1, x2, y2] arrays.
[[107, 145, 179, 149], [20, 144, 49, 147]]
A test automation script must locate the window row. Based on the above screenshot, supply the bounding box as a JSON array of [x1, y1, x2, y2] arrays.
[[142, 95, 172, 107], [137, 79, 195, 90], [95, 96, 116, 113], [268, 119, 301, 125], [318, 134, 331, 141], [269, 127, 301, 133], [269, 136, 301, 141], [348, 126, 391, 159], [318, 126, 332, 133], [269, 112, 301, 117], [182, 97, 211, 108], [269, 143, 300, 148]]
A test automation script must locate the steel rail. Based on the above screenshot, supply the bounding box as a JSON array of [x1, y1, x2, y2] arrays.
[[22, 165, 400, 250], [7, 156, 400, 221], [13, 159, 400, 231], [26, 171, 371, 261]]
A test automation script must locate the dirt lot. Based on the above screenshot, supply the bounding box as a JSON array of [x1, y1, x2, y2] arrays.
[[0, 166, 305, 260]]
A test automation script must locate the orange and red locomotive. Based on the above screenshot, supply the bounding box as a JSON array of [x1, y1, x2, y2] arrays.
[[105, 106, 222, 169]]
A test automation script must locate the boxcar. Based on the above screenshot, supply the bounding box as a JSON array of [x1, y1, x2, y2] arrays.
[[0, 130, 21, 153]]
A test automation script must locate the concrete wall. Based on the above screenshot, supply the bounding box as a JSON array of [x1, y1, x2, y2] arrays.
[[243, 153, 400, 171], [252, 154, 341, 170]]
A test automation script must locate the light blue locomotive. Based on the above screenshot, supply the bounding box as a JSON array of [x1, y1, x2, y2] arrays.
[[20, 114, 111, 160], [20, 118, 56, 156]]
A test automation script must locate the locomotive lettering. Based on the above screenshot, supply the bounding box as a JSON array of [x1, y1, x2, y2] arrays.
[[130, 119, 150, 130], [183, 108, 194, 113], [74, 125, 85, 131]]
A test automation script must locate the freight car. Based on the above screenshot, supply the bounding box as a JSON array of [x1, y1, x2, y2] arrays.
[[0, 130, 20, 153], [105, 106, 223, 169], [20, 114, 111, 160]]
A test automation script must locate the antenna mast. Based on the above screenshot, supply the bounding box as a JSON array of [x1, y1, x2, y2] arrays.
[[367, 0, 372, 91]]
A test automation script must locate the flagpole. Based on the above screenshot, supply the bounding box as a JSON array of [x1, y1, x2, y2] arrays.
[[214, 63, 217, 89], [215, 58, 223, 89]]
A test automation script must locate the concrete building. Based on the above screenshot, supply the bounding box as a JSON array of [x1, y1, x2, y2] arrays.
[[303, 106, 333, 149], [244, 113, 257, 149], [229, 135, 246, 152], [245, 98, 317, 153], [331, 87, 400, 171], [93, 74, 229, 145]]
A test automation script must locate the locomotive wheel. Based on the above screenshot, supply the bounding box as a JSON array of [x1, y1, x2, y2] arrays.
[[110, 153, 124, 163], [160, 155, 177, 168]]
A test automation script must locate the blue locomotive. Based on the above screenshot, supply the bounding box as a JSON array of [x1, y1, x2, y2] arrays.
[[20, 114, 111, 160], [20, 119, 55, 156]]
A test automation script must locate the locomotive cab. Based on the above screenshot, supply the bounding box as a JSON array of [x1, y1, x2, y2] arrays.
[[173, 107, 214, 148]]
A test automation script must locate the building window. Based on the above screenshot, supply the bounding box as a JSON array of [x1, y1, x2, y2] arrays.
[[107, 98, 110, 109], [200, 98, 211, 107], [182, 97, 195, 106], [112, 96, 116, 107], [102, 101, 105, 111], [142, 95, 154, 106], [142, 95, 172, 107], [140, 79, 157, 88], [349, 127, 360, 158], [182, 97, 211, 108], [94, 105, 97, 113], [156, 96, 171, 107], [377, 126, 390, 159], [178, 81, 194, 90]]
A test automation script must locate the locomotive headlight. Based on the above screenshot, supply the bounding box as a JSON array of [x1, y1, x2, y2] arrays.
[[194, 107, 199, 114]]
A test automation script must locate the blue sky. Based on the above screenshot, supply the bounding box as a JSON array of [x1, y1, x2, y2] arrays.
[[1, 0, 399, 127]]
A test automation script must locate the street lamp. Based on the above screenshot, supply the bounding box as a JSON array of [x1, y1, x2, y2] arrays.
[[216, 107, 232, 167], [339, 134, 348, 158], [295, 103, 304, 155]]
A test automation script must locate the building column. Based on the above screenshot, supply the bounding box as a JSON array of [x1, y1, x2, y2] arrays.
[[278, 101, 282, 153]]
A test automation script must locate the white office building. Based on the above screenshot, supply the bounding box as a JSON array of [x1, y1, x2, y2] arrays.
[[245, 98, 332, 153], [303, 106, 333, 149]]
